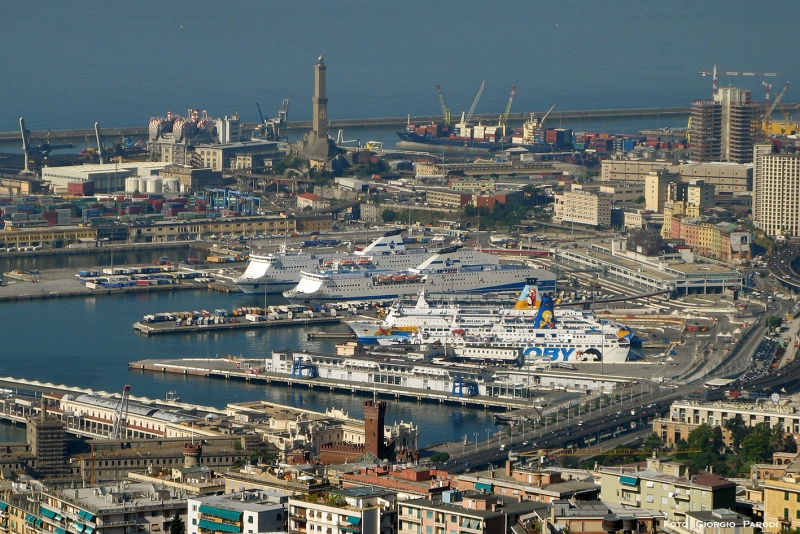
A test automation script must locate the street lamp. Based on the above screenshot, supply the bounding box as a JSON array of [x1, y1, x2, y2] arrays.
[[486, 428, 492, 450], [474, 432, 479, 454]]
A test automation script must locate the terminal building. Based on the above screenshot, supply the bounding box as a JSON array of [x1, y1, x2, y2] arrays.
[[554, 239, 741, 296]]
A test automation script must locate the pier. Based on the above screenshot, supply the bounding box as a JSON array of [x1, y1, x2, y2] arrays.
[[132, 315, 341, 335], [129, 357, 530, 410], [0, 106, 709, 143]]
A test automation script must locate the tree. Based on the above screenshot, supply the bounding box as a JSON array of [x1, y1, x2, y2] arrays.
[[560, 455, 581, 468], [766, 316, 783, 329], [430, 452, 450, 463], [169, 513, 184, 534], [724, 415, 749, 450], [634, 196, 646, 204], [681, 424, 725, 474], [643, 432, 664, 452], [381, 209, 398, 223]]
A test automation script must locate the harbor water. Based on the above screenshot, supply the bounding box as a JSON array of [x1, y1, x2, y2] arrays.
[[0, 288, 497, 446]]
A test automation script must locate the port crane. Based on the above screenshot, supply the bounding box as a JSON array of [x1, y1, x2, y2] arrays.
[[18, 117, 77, 175], [699, 65, 780, 96], [498, 85, 516, 136], [108, 385, 131, 440], [253, 99, 290, 141], [465, 80, 486, 124], [435, 84, 451, 126]]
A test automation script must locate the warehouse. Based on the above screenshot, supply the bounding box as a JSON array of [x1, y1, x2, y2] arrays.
[[41, 162, 169, 193]]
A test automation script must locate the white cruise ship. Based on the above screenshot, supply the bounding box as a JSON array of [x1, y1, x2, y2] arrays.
[[347, 283, 635, 364], [235, 231, 448, 294], [283, 248, 555, 303]]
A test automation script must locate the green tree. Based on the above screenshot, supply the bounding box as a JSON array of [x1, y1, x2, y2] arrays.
[[724, 415, 749, 450], [680, 424, 725, 473], [560, 455, 581, 468], [430, 452, 451, 463], [169, 514, 184, 534], [381, 209, 398, 223], [643, 432, 664, 451], [766, 316, 783, 329], [634, 196, 646, 204]]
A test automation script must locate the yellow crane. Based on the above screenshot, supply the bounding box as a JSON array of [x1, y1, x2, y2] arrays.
[[498, 85, 516, 136], [435, 84, 451, 126]]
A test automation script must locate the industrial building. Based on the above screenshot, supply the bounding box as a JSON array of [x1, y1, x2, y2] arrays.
[[41, 162, 169, 193], [0, 225, 98, 249], [753, 148, 800, 237], [126, 214, 295, 243], [194, 140, 280, 172], [601, 159, 753, 194]]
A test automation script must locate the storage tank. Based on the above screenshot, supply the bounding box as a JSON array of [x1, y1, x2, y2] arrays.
[[145, 178, 163, 193], [138, 177, 148, 192], [162, 178, 180, 193], [125, 177, 140, 193]]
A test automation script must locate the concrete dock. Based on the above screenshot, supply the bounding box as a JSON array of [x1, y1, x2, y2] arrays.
[[132, 315, 341, 335], [129, 357, 529, 410]]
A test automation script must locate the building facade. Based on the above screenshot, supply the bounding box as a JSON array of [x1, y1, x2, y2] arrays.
[[553, 189, 611, 227], [187, 491, 285, 534], [289, 488, 397, 534], [425, 189, 473, 208], [645, 170, 680, 212], [753, 151, 800, 237]]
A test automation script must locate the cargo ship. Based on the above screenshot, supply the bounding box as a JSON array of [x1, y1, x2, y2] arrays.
[[396, 108, 573, 154]]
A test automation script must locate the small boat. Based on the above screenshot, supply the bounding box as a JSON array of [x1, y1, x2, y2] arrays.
[[378, 276, 393, 283], [406, 274, 420, 282], [357, 258, 372, 265], [392, 274, 407, 282], [340, 259, 355, 266], [452, 328, 466, 336], [323, 260, 334, 266]]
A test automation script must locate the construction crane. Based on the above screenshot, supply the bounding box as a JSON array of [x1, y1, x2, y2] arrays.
[[94, 122, 105, 164], [498, 85, 516, 136], [109, 385, 131, 440], [253, 99, 290, 141], [762, 81, 791, 136], [18, 117, 76, 175], [435, 84, 451, 126], [465, 81, 486, 124], [519, 447, 701, 458], [700, 65, 780, 96]]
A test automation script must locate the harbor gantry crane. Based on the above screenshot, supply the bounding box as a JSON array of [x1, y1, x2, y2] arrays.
[[18, 117, 76, 174], [109, 385, 131, 440], [435, 84, 451, 126], [465, 80, 486, 124], [94, 122, 105, 164], [699, 65, 780, 96], [498, 85, 516, 136]]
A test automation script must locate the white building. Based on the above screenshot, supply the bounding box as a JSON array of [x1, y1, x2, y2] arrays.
[[553, 189, 611, 227], [42, 163, 169, 193], [753, 148, 800, 237], [187, 491, 285, 534]]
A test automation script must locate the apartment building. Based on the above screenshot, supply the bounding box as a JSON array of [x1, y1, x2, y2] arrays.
[[600, 457, 736, 521], [553, 189, 611, 227], [425, 189, 473, 208], [645, 170, 680, 212], [187, 491, 285, 534], [753, 150, 800, 237], [289, 487, 397, 534]]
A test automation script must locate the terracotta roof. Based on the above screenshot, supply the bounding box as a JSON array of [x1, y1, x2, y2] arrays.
[[298, 193, 325, 201]]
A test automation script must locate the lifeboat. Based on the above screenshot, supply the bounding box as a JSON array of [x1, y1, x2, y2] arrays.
[[357, 258, 372, 265], [406, 274, 420, 282], [378, 276, 393, 283], [340, 259, 355, 266], [323, 260, 334, 267], [452, 328, 466, 336], [392, 274, 407, 282]]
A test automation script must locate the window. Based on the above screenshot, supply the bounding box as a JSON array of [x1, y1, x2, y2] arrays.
[[786, 492, 791, 501], [192, 520, 197, 526], [646, 495, 654, 503], [248, 517, 253, 524], [661, 497, 668, 505], [785, 508, 789, 519], [427, 512, 433, 519]]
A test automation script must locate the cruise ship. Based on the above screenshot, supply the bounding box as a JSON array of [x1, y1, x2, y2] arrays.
[[234, 231, 458, 294], [283, 248, 554, 303], [347, 283, 635, 363]]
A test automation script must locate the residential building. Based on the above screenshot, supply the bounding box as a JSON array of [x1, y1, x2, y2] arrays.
[[187, 491, 286, 534], [624, 210, 663, 230], [222, 464, 329, 498], [690, 88, 760, 164], [425, 189, 473, 208], [683, 509, 754, 534], [340, 465, 453, 500], [752, 142, 776, 228], [753, 150, 800, 237], [645, 170, 680, 212], [661, 216, 750, 262], [296, 193, 331, 211], [26, 411, 68, 478], [669, 180, 715, 212], [399, 490, 549, 534], [690, 99, 723, 162], [547, 500, 664, 534], [289, 487, 397, 534], [762, 474, 800, 532], [455, 461, 599, 503], [600, 457, 737, 521], [553, 189, 611, 227], [653, 398, 800, 447]]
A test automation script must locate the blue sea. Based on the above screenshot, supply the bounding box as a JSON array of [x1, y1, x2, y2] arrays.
[[1, 1, 796, 132], [0, 1, 797, 443]]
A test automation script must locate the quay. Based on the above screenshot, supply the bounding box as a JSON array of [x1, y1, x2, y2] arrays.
[[132, 315, 341, 335], [0, 106, 704, 143], [128, 357, 530, 410]]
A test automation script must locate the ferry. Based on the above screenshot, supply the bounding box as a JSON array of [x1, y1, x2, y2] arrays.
[[348, 283, 635, 364], [234, 230, 460, 294], [283, 248, 555, 304]]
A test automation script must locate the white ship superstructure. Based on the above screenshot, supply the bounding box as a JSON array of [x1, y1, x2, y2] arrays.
[[283, 248, 554, 303], [234, 231, 449, 294], [348, 284, 635, 363]]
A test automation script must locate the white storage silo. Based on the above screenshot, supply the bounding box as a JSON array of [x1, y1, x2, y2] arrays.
[[145, 177, 163, 193], [163, 178, 180, 193], [125, 177, 140, 193]]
